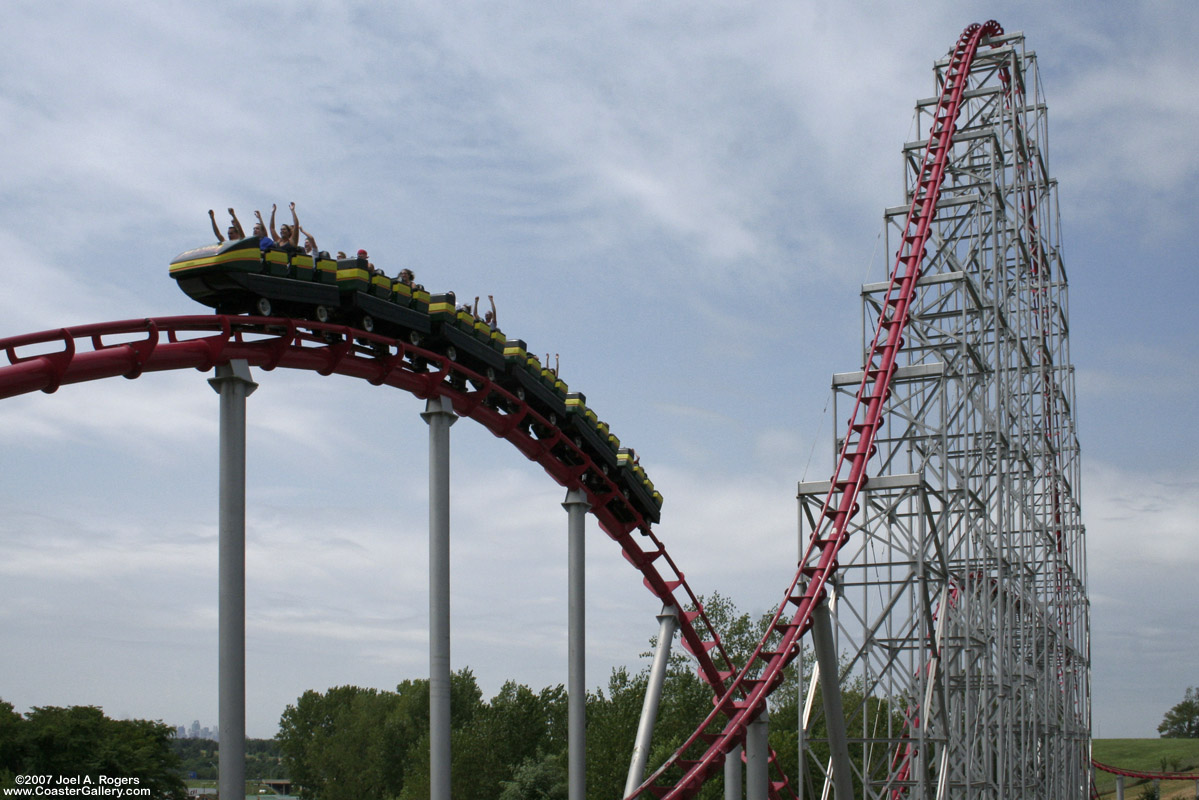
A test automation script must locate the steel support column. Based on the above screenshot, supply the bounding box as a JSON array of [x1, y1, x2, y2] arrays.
[[725, 744, 743, 800], [563, 488, 589, 800], [811, 596, 853, 799], [209, 360, 257, 800], [796, 638, 806, 800], [422, 396, 456, 800], [625, 605, 680, 796], [746, 707, 770, 800]]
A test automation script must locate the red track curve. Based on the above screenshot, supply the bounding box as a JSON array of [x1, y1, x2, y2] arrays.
[[1092, 760, 1199, 782], [0, 312, 780, 791], [625, 20, 1007, 799]]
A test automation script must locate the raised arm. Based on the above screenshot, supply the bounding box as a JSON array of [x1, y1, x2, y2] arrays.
[[269, 203, 279, 241], [288, 202, 300, 247], [209, 209, 225, 243], [228, 208, 245, 239], [300, 226, 317, 255]]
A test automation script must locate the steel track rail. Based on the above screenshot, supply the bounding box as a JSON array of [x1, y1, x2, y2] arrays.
[[0, 313, 748, 734], [626, 21, 1007, 800], [1091, 760, 1199, 782]]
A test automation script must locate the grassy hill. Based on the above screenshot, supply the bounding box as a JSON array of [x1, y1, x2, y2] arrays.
[[1093, 739, 1199, 799]]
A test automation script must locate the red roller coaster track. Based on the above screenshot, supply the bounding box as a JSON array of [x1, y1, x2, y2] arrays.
[[624, 20, 1007, 799], [1092, 760, 1199, 782], [0, 313, 739, 673], [0, 312, 788, 793]]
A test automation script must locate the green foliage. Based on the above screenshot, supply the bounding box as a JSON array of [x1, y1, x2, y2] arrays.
[[1159, 687, 1199, 738], [498, 750, 568, 800], [278, 684, 408, 800], [397, 677, 567, 800], [0, 701, 186, 799], [273, 593, 905, 799], [277, 669, 567, 800], [0, 701, 22, 788], [170, 737, 285, 780]]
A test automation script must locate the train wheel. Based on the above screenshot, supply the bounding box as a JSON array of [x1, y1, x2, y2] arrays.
[[446, 346, 458, 362], [516, 387, 526, 400], [256, 297, 272, 316], [315, 305, 330, 323], [361, 314, 375, 333], [486, 367, 496, 381], [409, 331, 423, 345]]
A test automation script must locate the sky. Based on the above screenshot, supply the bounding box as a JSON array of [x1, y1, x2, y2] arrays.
[[0, 1, 1195, 744]]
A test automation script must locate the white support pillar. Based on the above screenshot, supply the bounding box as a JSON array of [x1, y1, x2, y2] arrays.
[[746, 706, 770, 800], [625, 605, 680, 795], [422, 396, 456, 800], [1114, 775, 1123, 800], [796, 635, 806, 800], [811, 594, 853, 800], [725, 743, 743, 800], [209, 360, 257, 800], [563, 489, 589, 800]]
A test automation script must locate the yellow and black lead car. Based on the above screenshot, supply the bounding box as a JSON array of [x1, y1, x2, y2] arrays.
[[170, 237, 436, 338], [170, 237, 338, 316]]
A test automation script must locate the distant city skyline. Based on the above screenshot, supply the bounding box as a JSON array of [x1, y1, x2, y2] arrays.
[[177, 720, 219, 741]]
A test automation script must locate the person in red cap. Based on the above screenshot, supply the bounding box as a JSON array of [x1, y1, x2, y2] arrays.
[[356, 248, 380, 276]]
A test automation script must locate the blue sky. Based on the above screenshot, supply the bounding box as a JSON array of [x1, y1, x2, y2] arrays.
[[0, 1, 1196, 741]]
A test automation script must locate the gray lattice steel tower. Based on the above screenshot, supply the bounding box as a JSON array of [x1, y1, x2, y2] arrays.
[[797, 31, 1089, 799]]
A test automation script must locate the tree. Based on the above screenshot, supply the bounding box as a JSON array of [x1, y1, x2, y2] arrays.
[[277, 684, 409, 800], [0, 702, 186, 799], [1159, 687, 1199, 738], [499, 751, 568, 800], [0, 701, 22, 787]]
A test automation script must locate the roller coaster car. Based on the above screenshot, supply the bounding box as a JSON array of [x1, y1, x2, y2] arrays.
[[337, 260, 431, 340], [170, 238, 340, 317], [618, 448, 663, 513], [564, 392, 621, 477], [498, 340, 566, 423], [424, 292, 507, 376]]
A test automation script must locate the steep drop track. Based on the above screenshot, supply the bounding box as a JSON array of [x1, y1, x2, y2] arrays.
[[625, 20, 1008, 800]]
